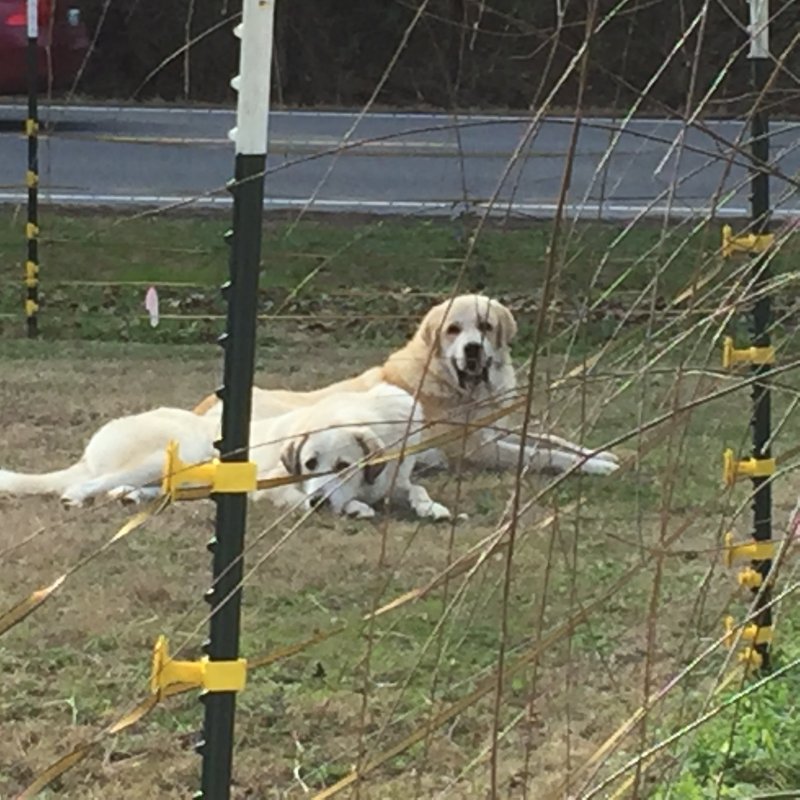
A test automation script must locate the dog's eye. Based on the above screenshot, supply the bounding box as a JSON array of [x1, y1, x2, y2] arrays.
[[446, 323, 462, 336], [334, 460, 351, 472], [477, 320, 494, 333], [304, 457, 318, 472]]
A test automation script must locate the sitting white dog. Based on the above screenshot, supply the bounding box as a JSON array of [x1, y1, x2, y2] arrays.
[[0, 385, 451, 521]]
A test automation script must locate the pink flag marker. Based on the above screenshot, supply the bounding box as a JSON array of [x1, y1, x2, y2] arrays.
[[144, 286, 160, 328]]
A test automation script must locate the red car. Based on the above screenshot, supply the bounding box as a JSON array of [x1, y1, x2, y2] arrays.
[[0, 0, 89, 94]]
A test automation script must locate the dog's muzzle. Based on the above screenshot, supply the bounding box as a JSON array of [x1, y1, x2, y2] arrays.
[[309, 491, 330, 510], [453, 343, 490, 390]]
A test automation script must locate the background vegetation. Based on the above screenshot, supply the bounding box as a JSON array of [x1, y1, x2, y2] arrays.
[[70, 0, 799, 113]]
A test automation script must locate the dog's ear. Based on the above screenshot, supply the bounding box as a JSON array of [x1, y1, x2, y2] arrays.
[[494, 301, 518, 348], [354, 428, 386, 485], [420, 303, 446, 350], [280, 434, 307, 475]]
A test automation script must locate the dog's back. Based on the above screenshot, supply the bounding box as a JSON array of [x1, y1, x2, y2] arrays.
[[194, 367, 386, 417], [318, 385, 424, 447]]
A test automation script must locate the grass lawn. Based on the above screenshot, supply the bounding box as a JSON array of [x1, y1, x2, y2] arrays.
[[1, 208, 798, 346], [1, 210, 799, 798]]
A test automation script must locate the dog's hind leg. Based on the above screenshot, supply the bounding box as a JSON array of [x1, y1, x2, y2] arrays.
[[61, 456, 164, 508], [107, 485, 163, 506]]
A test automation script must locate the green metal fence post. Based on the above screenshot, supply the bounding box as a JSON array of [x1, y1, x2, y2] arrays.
[[25, 0, 39, 337], [195, 2, 275, 797], [747, 0, 773, 673]]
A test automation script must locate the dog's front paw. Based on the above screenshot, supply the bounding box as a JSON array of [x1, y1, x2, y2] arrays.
[[581, 456, 619, 476], [418, 500, 452, 522], [594, 449, 620, 464], [343, 499, 376, 519]]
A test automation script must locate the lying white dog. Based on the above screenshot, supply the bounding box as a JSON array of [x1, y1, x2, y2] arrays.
[[0, 407, 217, 508], [0, 385, 450, 521], [193, 294, 619, 477], [270, 384, 450, 520]]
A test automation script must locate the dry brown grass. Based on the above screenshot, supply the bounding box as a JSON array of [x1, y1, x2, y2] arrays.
[[1, 337, 797, 799]]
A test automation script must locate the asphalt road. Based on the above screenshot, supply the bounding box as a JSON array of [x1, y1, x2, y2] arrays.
[[0, 103, 798, 219]]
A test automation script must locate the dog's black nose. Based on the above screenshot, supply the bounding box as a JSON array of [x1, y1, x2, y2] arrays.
[[309, 492, 328, 510], [464, 342, 483, 366]]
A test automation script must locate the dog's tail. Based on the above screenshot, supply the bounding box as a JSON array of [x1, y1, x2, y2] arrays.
[[193, 392, 218, 416], [0, 461, 90, 496]]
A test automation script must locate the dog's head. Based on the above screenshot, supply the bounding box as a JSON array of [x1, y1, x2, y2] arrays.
[[280, 426, 386, 513], [417, 295, 517, 390]]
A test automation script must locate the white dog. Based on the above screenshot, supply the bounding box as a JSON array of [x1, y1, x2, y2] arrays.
[[0, 386, 451, 521], [194, 294, 619, 476], [0, 407, 218, 508], [271, 384, 451, 520]]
